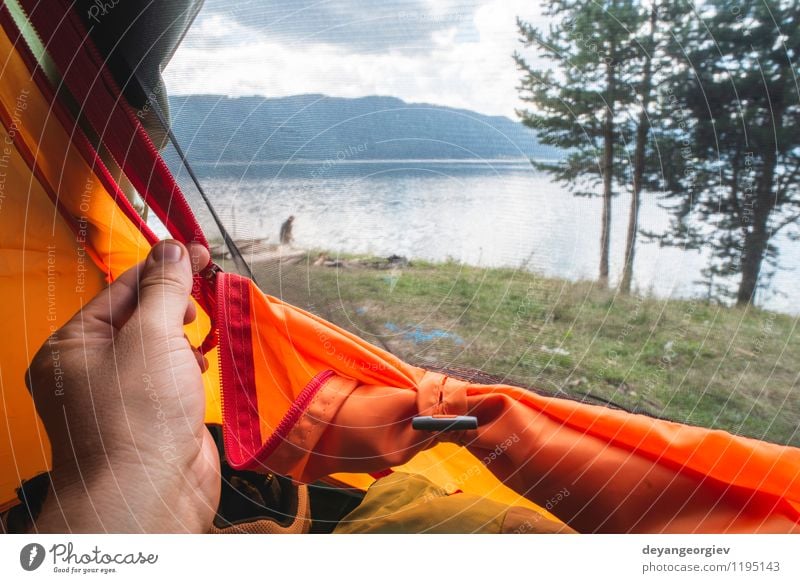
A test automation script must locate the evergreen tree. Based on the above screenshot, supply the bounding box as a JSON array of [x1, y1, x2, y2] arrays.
[[515, 0, 643, 287], [656, 0, 800, 305], [620, 2, 656, 293]]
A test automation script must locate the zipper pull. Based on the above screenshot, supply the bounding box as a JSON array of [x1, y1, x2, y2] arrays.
[[200, 261, 222, 283]]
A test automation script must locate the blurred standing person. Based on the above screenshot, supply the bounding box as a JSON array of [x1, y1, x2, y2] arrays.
[[280, 215, 295, 245]]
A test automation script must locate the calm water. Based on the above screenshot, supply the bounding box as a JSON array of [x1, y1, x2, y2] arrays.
[[157, 160, 800, 314]]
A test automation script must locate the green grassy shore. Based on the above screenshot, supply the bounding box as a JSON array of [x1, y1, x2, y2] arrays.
[[253, 253, 799, 447]]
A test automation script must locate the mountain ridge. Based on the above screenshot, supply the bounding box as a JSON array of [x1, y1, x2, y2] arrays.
[[168, 93, 559, 163]]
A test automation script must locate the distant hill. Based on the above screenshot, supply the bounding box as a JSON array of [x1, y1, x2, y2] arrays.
[[167, 94, 560, 163]]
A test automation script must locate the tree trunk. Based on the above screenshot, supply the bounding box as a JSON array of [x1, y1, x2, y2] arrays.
[[599, 43, 616, 287], [736, 149, 776, 306], [621, 4, 656, 294]]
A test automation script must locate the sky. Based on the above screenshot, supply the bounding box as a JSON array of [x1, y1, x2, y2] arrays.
[[163, 0, 548, 119]]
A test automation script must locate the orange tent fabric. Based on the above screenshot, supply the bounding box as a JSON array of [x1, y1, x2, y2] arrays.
[[215, 272, 800, 533], [1, 0, 799, 533]]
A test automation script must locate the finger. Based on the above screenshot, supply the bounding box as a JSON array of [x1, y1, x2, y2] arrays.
[[193, 348, 208, 373], [134, 240, 193, 335], [187, 242, 211, 275], [57, 260, 145, 341], [184, 242, 207, 325], [184, 300, 197, 325]]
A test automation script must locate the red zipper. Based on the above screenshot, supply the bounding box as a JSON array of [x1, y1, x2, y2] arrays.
[[215, 271, 247, 464], [216, 270, 336, 470], [216, 276, 230, 462], [19, 0, 209, 250], [20, 0, 334, 470], [252, 369, 336, 467], [19, 0, 220, 314]]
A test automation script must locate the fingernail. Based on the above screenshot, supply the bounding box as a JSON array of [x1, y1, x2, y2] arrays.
[[152, 240, 184, 263]]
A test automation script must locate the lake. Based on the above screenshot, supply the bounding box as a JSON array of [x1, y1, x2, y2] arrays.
[[156, 159, 800, 314]]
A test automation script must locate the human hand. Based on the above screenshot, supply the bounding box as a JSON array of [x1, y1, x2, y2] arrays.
[[27, 240, 220, 533]]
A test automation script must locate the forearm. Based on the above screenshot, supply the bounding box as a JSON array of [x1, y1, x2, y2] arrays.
[[34, 455, 155, 533], [33, 452, 214, 533]]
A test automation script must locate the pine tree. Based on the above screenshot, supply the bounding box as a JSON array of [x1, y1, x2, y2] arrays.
[[656, 0, 800, 305], [515, 0, 643, 287], [619, 1, 697, 293], [620, 2, 657, 294]]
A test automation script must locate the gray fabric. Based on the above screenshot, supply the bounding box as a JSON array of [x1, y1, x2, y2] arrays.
[[75, 0, 204, 118]]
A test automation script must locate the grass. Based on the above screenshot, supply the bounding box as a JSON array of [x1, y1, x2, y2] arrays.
[[254, 253, 800, 447]]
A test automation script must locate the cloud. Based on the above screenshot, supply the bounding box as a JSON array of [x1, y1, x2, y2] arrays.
[[199, 0, 479, 51], [163, 0, 546, 118]]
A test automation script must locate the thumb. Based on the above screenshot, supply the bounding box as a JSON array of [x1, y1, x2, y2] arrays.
[[135, 240, 193, 335]]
